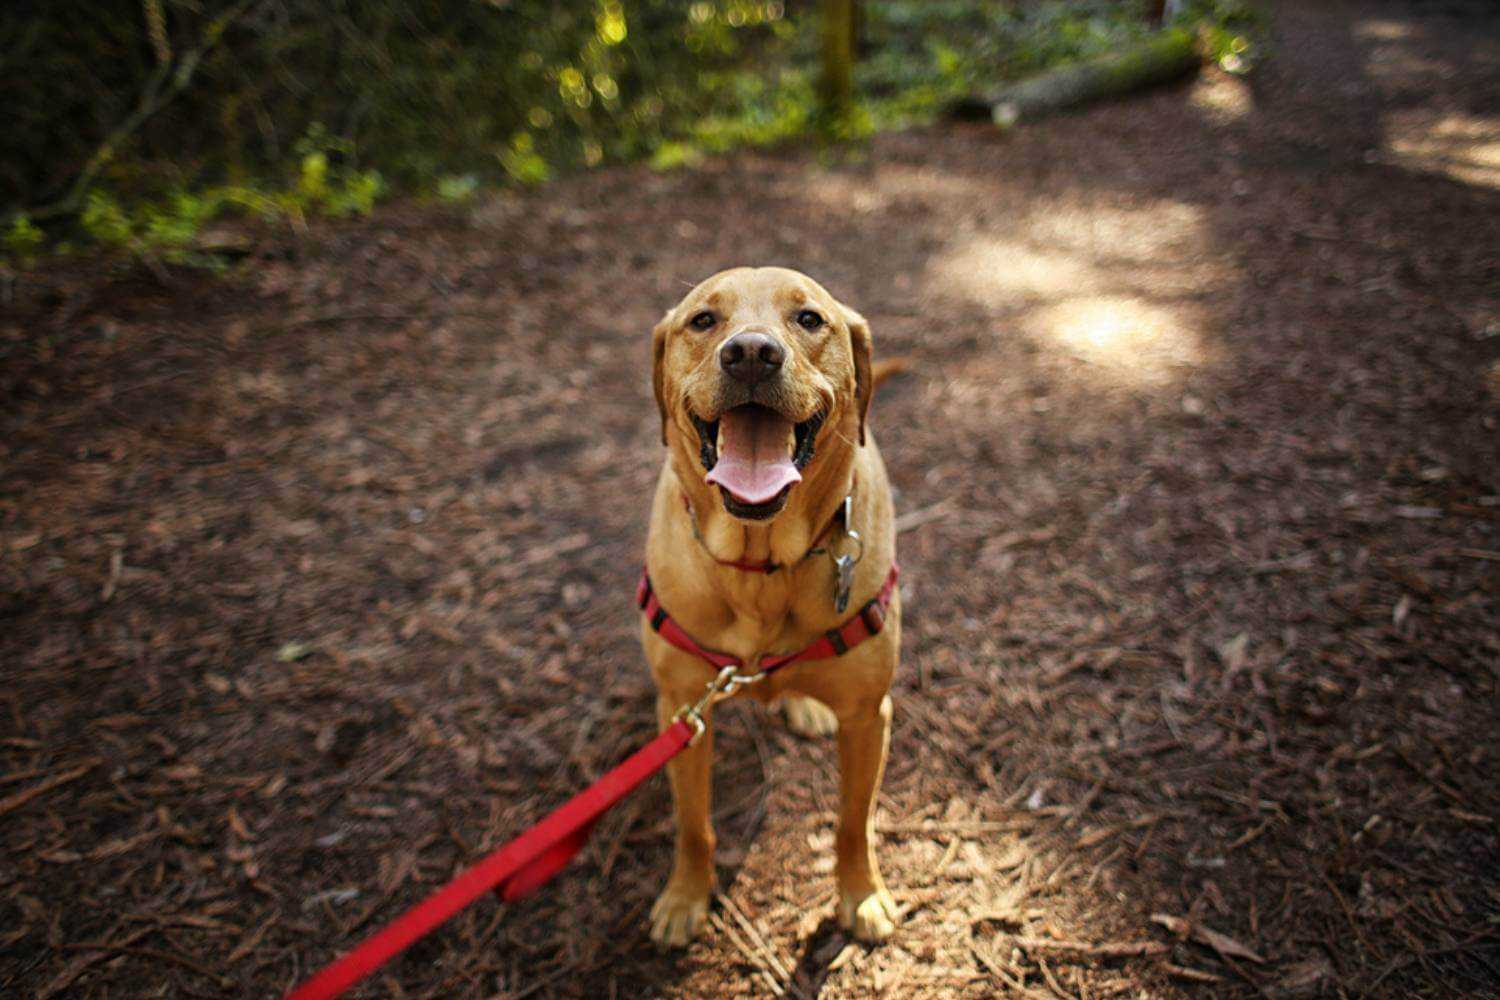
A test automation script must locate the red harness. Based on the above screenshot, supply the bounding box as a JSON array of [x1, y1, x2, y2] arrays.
[[637, 562, 899, 673]]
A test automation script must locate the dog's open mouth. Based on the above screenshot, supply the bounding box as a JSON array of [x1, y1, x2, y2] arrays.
[[691, 405, 824, 520]]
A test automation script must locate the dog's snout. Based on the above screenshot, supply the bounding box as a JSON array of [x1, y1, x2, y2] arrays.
[[719, 332, 784, 385]]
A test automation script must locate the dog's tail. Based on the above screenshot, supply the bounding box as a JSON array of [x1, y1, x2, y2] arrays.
[[872, 356, 912, 390]]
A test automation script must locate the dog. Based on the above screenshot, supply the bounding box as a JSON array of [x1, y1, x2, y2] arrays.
[[641, 266, 902, 947]]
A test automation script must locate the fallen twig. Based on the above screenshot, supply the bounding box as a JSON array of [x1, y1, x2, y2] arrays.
[[895, 501, 952, 534], [949, 28, 1198, 126], [1162, 961, 1223, 983], [1151, 913, 1265, 964], [708, 910, 786, 997], [38, 928, 152, 999], [0, 761, 98, 819], [1012, 935, 1169, 959], [58, 943, 233, 989], [970, 941, 1051, 998], [878, 819, 1035, 836], [716, 891, 801, 994]]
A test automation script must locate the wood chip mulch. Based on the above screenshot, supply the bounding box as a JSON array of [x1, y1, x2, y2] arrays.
[[2, 1, 1496, 996]]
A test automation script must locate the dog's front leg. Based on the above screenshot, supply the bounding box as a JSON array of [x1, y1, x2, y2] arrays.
[[834, 693, 897, 942], [650, 687, 716, 948]]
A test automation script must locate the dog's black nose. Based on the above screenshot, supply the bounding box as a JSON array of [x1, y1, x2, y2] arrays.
[[719, 332, 784, 385]]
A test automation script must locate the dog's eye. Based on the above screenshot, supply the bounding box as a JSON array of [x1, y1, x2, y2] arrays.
[[689, 311, 717, 332], [796, 309, 825, 331]]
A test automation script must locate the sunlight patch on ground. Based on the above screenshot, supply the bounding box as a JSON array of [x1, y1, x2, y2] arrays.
[[1354, 19, 1413, 43], [925, 199, 1217, 389], [1361, 24, 1472, 86], [1189, 70, 1254, 126], [928, 238, 1093, 303], [797, 165, 989, 215], [1029, 201, 1206, 258], [1384, 111, 1500, 190], [1029, 296, 1205, 388], [798, 171, 890, 214]]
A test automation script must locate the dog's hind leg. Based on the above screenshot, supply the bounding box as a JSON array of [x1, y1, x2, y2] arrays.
[[781, 694, 838, 737]]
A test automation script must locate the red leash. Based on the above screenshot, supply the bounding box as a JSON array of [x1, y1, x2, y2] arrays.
[[286, 720, 696, 1000], [288, 563, 896, 999]]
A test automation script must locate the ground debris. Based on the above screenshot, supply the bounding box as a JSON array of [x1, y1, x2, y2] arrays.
[[2, 1, 1497, 997], [1152, 913, 1265, 964]]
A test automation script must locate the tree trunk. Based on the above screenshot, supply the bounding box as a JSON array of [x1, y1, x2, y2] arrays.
[[1147, 0, 1187, 27], [818, 0, 857, 129], [949, 29, 1199, 127]]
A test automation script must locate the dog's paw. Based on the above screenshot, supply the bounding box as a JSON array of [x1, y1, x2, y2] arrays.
[[782, 696, 838, 738], [650, 886, 709, 949], [837, 888, 897, 943]]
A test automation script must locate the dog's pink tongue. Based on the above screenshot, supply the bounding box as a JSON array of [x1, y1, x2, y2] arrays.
[[705, 407, 801, 504]]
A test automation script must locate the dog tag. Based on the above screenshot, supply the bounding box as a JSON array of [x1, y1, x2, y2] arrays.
[[833, 553, 856, 614]]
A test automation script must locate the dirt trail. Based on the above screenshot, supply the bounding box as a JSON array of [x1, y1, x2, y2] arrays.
[[3, 1, 1497, 996]]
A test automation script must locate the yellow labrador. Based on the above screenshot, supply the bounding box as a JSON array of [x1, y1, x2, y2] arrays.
[[641, 267, 902, 947]]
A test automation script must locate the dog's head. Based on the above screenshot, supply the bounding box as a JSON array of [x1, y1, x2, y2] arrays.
[[652, 267, 872, 522]]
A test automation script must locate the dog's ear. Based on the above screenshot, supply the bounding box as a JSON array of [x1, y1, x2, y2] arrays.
[[842, 304, 873, 446], [651, 313, 671, 446]]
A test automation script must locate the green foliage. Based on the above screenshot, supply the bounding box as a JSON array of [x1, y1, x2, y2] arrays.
[[283, 125, 386, 217], [80, 191, 136, 250], [8, 0, 1265, 260], [78, 187, 215, 262], [856, 1, 1163, 126], [649, 141, 705, 172], [1180, 0, 1267, 73], [3, 215, 46, 263], [435, 174, 480, 203], [498, 133, 552, 186], [292, 153, 384, 217], [8, 0, 817, 231], [66, 130, 384, 263]]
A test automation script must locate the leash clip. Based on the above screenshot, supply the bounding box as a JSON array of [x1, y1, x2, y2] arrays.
[[672, 664, 764, 745]]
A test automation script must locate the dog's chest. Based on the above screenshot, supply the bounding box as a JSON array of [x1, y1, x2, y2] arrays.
[[709, 574, 828, 661]]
